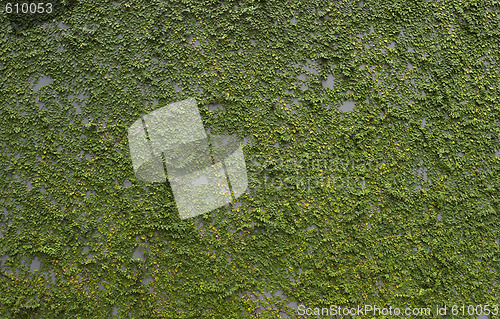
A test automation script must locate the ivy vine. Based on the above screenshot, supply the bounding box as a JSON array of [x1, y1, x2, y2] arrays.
[[0, 0, 499, 318]]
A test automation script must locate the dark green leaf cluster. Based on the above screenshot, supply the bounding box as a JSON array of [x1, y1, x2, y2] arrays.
[[0, 0, 499, 318]]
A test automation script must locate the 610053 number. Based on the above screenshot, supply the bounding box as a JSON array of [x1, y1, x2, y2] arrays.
[[5, 3, 53, 14]]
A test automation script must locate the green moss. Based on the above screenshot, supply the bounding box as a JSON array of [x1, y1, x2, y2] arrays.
[[0, 0, 499, 317]]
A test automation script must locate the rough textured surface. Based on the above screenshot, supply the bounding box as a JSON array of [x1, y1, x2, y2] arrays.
[[0, 0, 499, 318]]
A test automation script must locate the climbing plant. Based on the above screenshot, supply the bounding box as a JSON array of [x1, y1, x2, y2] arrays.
[[0, 0, 499, 318]]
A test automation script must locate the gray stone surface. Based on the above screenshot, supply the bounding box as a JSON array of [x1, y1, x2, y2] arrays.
[[339, 100, 355, 112]]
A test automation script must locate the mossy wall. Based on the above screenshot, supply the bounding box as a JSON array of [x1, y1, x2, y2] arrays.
[[0, 0, 499, 318]]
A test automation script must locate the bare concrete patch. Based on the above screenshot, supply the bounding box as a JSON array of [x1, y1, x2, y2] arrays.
[[322, 74, 335, 90], [32, 75, 54, 93], [339, 100, 355, 112]]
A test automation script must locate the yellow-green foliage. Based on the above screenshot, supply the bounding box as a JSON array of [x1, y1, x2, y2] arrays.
[[0, 0, 499, 318]]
